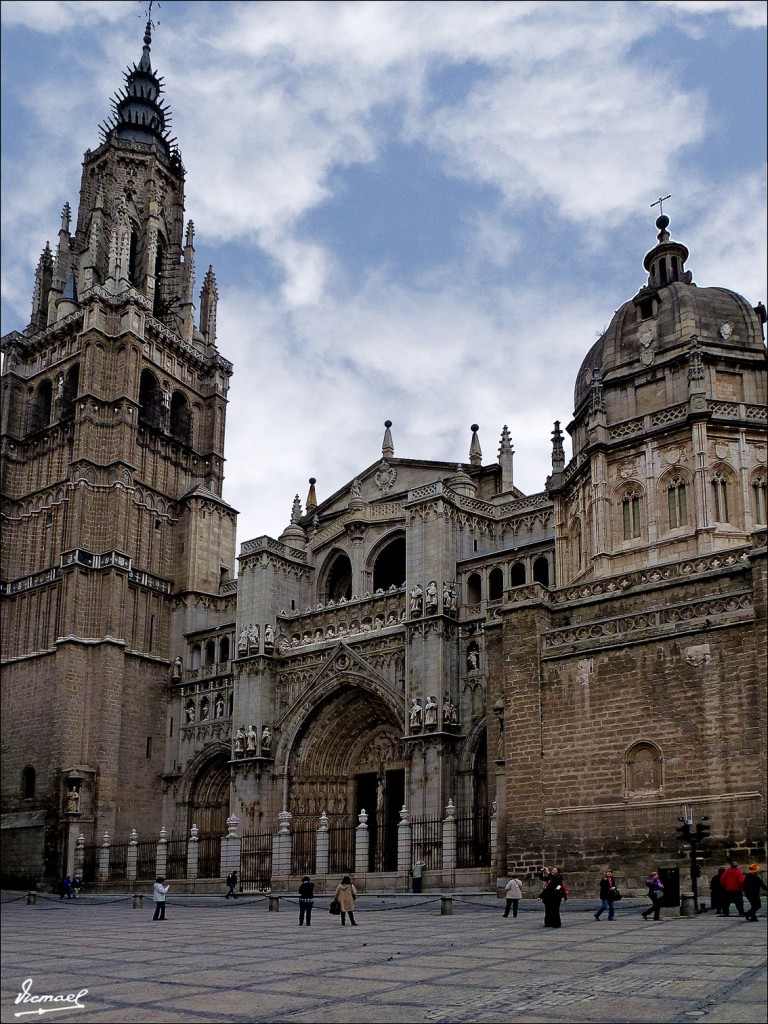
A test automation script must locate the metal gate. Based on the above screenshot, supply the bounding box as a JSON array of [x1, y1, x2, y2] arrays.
[[241, 829, 272, 891]]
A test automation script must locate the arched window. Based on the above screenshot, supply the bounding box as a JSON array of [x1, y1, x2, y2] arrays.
[[624, 741, 663, 797], [61, 364, 79, 421], [219, 637, 230, 663], [752, 474, 767, 525], [204, 640, 216, 667], [21, 766, 36, 800], [622, 489, 642, 540], [29, 379, 53, 433], [488, 567, 504, 600], [191, 644, 202, 670], [138, 370, 163, 430], [372, 536, 406, 591], [572, 519, 583, 569], [170, 391, 191, 444], [153, 243, 165, 316], [711, 472, 729, 523], [326, 552, 352, 602], [467, 573, 482, 605], [533, 556, 549, 587], [667, 476, 688, 530], [510, 561, 526, 587]]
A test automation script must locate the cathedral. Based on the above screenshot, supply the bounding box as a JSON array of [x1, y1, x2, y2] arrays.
[[2, 23, 766, 894]]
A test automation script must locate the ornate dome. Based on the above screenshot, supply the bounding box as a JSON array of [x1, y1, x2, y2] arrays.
[[574, 217, 766, 413]]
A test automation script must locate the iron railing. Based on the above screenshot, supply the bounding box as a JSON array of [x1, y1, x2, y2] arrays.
[[411, 817, 443, 871], [165, 838, 188, 880], [197, 835, 222, 878], [240, 829, 272, 891]]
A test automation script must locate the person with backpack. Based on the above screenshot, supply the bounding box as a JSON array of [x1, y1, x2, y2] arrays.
[[298, 875, 315, 926], [641, 869, 665, 921]]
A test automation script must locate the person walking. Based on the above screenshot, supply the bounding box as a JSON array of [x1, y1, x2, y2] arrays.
[[641, 869, 664, 921], [709, 867, 726, 915], [298, 875, 315, 926], [720, 861, 746, 917], [411, 858, 426, 894], [539, 867, 567, 927], [594, 868, 619, 920], [742, 864, 767, 922], [225, 870, 238, 899], [334, 875, 358, 926], [59, 875, 73, 899], [152, 877, 169, 920], [503, 874, 523, 919]]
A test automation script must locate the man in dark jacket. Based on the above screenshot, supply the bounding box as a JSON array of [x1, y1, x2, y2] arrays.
[[743, 864, 767, 922]]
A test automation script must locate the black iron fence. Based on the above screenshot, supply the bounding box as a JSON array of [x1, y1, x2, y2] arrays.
[[411, 816, 443, 871], [197, 835, 221, 878], [329, 823, 356, 875], [165, 837, 188, 880], [291, 827, 317, 877], [240, 829, 272, 891], [107, 842, 129, 882], [82, 844, 99, 884], [456, 811, 490, 868], [136, 840, 156, 880]]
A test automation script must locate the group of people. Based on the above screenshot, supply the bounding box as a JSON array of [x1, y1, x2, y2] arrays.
[[710, 862, 767, 921], [296, 875, 358, 927], [59, 874, 82, 899]]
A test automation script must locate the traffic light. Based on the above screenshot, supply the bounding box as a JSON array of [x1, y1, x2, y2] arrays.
[[695, 818, 711, 841], [675, 819, 692, 843]]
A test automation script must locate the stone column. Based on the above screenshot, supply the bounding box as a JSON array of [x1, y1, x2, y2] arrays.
[[73, 834, 85, 880], [272, 810, 293, 888], [155, 826, 168, 879], [186, 823, 199, 880], [355, 808, 369, 877], [127, 829, 138, 883], [221, 815, 241, 879], [397, 805, 412, 890], [98, 831, 110, 885], [490, 800, 498, 880], [316, 810, 329, 876], [442, 798, 456, 889]]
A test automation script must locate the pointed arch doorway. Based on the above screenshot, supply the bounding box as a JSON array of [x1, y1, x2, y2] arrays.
[[288, 680, 405, 874], [187, 752, 230, 877]]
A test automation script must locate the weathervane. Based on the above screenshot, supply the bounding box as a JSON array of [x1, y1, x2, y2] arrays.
[[650, 194, 672, 217]]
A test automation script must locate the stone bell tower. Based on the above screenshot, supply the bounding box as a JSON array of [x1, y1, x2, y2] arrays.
[[0, 18, 236, 882]]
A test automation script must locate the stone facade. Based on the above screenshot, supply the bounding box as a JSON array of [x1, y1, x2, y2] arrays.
[[2, 25, 766, 892]]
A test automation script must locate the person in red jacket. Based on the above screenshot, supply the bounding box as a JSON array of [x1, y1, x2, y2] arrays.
[[720, 861, 745, 916]]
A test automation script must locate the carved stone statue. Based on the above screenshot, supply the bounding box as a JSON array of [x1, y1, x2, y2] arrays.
[[376, 779, 384, 812], [351, 477, 362, 499], [234, 727, 246, 758], [261, 725, 272, 754], [172, 656, 182, 679], [237, 626, 248, 655], [65, 786, 80, 813], [247, 624, 259, 654], [264, 624, 275, 651], [409, 698, 423, 729], [425, 581, 438, 614], [443, 581, 457, 613], [467, 645, 479, 672], [214, 694, 225, 719], [246, 725, 258, 755], [425, 695, 438, 726], [185, 702, 196, 724], [200, 697, 210, 721], [410, 584, 423, 616]]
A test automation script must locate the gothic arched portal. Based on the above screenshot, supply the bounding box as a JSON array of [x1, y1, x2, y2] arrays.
[[187, 752, 230, 840], [287, 680, 405, 872]]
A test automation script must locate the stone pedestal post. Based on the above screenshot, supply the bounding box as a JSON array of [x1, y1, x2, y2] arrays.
[[397, 806, 412, 890], [186, 824, 199, 880], [221, 815, 241, 879], [73, 834, 85, 880], [98, 832, 110, 884], [442, 798, 456, 889], [272, 810, 293, 886], [316, 811, 329, 876], [127, 829, 138, 883], [355, 809, 369, 877], [155, 826, 168, 879]]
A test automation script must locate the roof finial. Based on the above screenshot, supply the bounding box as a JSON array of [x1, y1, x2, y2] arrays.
[[650, 194, 672, 242], [140, 1, 155, 72], [382, 419, 394, 458], [306, 477, 318, 513], [469, 424, 482, 466]]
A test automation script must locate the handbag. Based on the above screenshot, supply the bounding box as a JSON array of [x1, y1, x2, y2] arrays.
[[612, 889, 622, 901], [329, 898, 341, 915]]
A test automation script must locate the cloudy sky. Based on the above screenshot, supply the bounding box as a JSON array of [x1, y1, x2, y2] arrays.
[[1, 0, 766, 550]]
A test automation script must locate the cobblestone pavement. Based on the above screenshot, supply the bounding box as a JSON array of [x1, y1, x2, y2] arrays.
[[2, 892, 765, 1024]]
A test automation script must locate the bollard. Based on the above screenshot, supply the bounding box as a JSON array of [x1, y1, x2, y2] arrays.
[[27, 891, 37, 905], [680, 892, 696, 917], [269, 896, 280, 912], [440, 896, 453, 916], [133, 893, 143, 909]]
